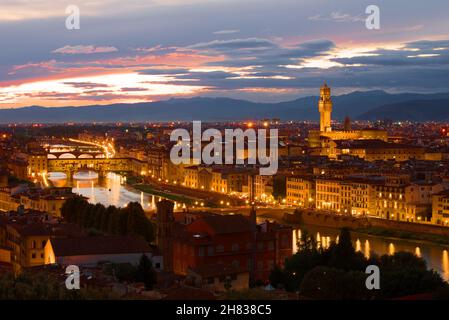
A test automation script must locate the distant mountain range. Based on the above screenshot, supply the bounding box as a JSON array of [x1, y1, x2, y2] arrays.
[[357, 99, 449, 121], [1, 90, 449, 123]]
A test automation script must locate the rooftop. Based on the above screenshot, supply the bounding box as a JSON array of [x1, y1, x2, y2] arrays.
[[50, 235, 152, 257]]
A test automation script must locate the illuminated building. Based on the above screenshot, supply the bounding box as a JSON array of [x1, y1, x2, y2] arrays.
[[308, 83, 388, 150], [286, 176, 315, 207], [0, 187, 78, 217], [432, 190, 449, 226], [27, 152, 48, 178]]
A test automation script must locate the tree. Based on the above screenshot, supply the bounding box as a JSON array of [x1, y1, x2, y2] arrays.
[[371, 252, 448, 299], [61, 198, 155, 242], [270, 229, 325, 291], [136, 254, 157, 290], [270, 226, 449, 299], [299, 266, 369, 300], [327, 228, 367, 271], [0, 271, 118, 300], [269, 265, 287, 290]]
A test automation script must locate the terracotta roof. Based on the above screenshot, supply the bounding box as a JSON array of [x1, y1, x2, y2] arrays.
[[192, 214, 251, 234], [189, 264, 248, 278], [50, 235, 152, 257], [9, 222, 85, 238]]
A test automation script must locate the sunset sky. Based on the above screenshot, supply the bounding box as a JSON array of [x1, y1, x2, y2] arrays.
[[1, 0, 449, 108]]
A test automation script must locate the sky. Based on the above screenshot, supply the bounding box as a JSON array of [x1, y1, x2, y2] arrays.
[[0, 0, 448, 108]]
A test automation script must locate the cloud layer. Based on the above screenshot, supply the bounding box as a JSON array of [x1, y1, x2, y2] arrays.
[[1, 0, 449, 107]]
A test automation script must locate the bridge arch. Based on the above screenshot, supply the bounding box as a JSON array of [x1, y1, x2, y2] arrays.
[[58, 153, 77, 159], [78, 154, 94, 159]]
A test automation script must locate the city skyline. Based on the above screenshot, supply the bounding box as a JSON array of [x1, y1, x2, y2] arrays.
[[1, 0, 449, 108]]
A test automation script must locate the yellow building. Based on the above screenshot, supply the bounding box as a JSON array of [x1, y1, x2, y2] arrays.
[[315, 177, 373, 214], [184, 166, 200, 189], [0, 187, 76, 217], [286, 176, 315, 207], [373, 184, 412, 221], [5, 223, 49, 273], [334, 139, 425, 162], [0, 245, 11, 265], [183, 166, 248, 195], [308, 83, 388, 150], [247, 175, 273, 202], [432, 190, 449, 226], [318, 83, 333, 133], [0, 187, 21, 212], [292, 174, 429, 221], [27, 153, 48, 178], [211, 170, 228, 193], [316, 178, 342, 212]]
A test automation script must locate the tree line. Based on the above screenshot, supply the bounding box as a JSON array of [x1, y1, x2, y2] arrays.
[[270, 228, 449, 299], [61, 197, 154, 243]]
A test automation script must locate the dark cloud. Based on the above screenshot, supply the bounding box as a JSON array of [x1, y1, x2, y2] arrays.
[[333, 40, 449, 66], [176, 71, 236, 80], [63, 82, 111, 89], [194, 39, 335, 71], [138, 68, 190, 75], [120, 87, 149, 92], [187, 38, 277, 52]]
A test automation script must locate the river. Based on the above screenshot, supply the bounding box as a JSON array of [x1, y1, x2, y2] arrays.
[[47, 171, 186, 211], [291, 225, 449, 281], [48, 171, 449, 281]]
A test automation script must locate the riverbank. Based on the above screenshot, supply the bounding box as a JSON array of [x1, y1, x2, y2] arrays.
[[355, 226, 449, 246], [130, 183, 196, 205], [262, 210, 449, 247]]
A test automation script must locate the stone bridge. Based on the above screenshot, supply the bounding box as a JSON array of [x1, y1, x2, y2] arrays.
[[47, 157, 148, 179], [45, 145, 105, 159]]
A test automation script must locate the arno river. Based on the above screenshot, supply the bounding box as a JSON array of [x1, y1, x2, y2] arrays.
[[48, 171, 166, 211], [48, 171, 449, 281]]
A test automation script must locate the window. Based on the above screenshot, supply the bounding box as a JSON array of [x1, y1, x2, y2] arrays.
[[216, 245, 224, 253], [198, 247, 205, 257], [31, 253, 36, 259], [231, 243, 239, 252]]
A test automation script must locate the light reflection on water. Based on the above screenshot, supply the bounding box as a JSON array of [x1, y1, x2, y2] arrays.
[[292, 226, 449, 281], [47, 171, 163, 210]]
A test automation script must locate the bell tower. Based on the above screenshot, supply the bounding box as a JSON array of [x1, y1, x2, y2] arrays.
[[318, 82, 333, 132]]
